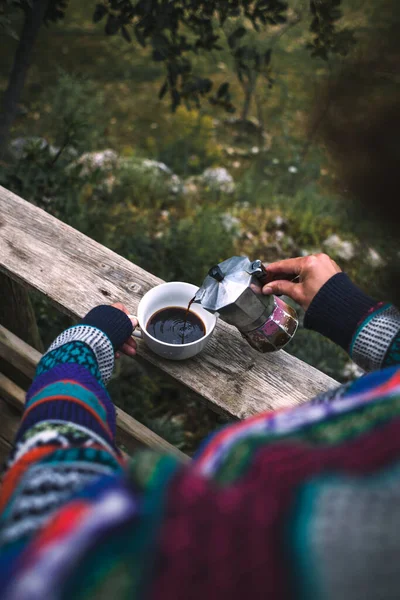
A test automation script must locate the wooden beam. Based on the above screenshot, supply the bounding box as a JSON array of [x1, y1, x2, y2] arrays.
[[0, 395, 20, 471], [0, 373, 25, 410], [0, 185, 338, 418], [0, 436, 12, 470], [0, 396, 20, 445], [0, 272, 43, 352], [0, 324, 41, 379], [0, 370, 189, 462]]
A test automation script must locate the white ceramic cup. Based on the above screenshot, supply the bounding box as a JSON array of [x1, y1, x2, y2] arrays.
[[129, 282, 217, 360]]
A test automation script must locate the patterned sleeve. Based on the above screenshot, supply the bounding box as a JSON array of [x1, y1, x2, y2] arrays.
[[0, 305, 133, 549], [304, 272, 400, 371], [350, 303, 400, 370]]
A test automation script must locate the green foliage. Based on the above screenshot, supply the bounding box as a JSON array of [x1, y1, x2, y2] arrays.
[[44, 70, 106, 153], [99, 185, 235, 284], [44, 0, 69, 25], [286, 326, 349, 383], [0, 71, 107, 226], [92, 0, 352, 112], [0, 140, 81, 221], [0, 0, 68, 38], [152, 208, 235, 285], [0, 0, 21, 38], [308, 0, 356, 59], [147, 106, 222, 176]]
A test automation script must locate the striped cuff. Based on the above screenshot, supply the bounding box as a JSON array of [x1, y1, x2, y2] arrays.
[[79, 305, 133, 351], [45, 325, 114, 384], [350, 304, 400, 371]]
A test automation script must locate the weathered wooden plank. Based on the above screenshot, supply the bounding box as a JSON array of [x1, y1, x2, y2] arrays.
[[0, 368, 189, 462], [0, 436, 12, 470], [0, 396, 20, 444], [0, 185, 338, 418], [0, 324, 41, 379], [0, 396, 20, 473], [0, 372, 25, 410], [114, 406, 189, 461], [0, 271, 43, 351]]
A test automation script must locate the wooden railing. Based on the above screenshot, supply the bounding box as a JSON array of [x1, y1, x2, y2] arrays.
[[0, 324, 189, 463], [0, 185, 338, 460]]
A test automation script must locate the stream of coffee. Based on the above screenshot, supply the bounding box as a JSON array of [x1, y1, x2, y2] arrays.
[[182, 296, 196, 343], [146, 296, 204, 345]]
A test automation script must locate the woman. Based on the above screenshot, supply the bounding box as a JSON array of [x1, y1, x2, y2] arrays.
[[1, 252, 399, 599]]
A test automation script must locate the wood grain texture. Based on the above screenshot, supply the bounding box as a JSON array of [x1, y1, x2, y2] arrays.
[[0, 392, 20, 478], [0, 272, 43, 351], [0, 373, 25, 410], [0, 324, 41, 379], [0, 435, 12, 471], [0, 397, 20, 444], [0, 338, 189, 462], [0, 398, 19, 478], [0, 185, 338, 419]]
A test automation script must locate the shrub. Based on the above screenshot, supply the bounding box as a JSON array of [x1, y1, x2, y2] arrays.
[[145, 106, 222, 176]]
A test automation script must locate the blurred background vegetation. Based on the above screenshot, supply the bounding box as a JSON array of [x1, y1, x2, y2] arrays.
[[0, 0, 394, 453]]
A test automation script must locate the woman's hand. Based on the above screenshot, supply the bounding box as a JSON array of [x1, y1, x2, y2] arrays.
[[111, 302, 138, 358], [262, 253, 341, 311]]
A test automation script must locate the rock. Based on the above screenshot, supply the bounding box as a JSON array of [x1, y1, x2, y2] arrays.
[[367, 247, 384, 268], [77, 149, 119, 175], [221, 213, 241, 236], [224, 116, 263, 136], [11, 137, 79, 161], [323, 234, 355, 261], [141, 159, 172, 175], [202, 167, 235, 194], [272, 215, 287, 229], [342, 361, 364, 380], [168, 174, 182, 194], [133, 158, 181, 193], [102, 174, 116, 193], [182, 178, 199, 196], [10, 136, 58, 159]]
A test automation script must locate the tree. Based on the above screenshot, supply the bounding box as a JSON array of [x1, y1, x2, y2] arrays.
[[0, 0, 68, 154], [0, 0, 354, 153]]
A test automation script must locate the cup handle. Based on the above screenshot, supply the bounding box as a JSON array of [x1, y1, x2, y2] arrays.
[[127, 315, 142, 339]]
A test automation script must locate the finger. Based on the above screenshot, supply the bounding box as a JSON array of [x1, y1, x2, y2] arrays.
[[125, 336, 137, 350], [121, 341, 136, 357], [262, 280, 303, 303], [115, 352, 121, 359], [123, 337, 137, 353], [264, 257, 304, 276]]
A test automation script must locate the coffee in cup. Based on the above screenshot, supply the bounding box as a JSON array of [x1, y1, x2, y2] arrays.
[[129, 281, 217, 360], [146, 306, 205, 345]]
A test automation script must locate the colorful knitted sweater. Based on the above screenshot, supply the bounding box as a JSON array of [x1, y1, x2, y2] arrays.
[[0, 273, 399, 600]]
